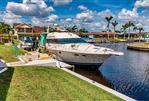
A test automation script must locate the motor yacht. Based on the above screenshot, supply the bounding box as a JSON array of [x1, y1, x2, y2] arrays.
[[46, 32, 124, 68]]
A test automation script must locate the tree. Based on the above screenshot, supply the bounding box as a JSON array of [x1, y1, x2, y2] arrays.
[[138, 27, 144, 42], [0, 22, 13, 43], [48, 27, 55, 32], [0, 22, 12, 34], [78, 28, 88, 33], [133, 26, 138, 33], [105, 16, 113, 39], [121, 23, 129, 40], [111, 20, 118, 39], [66, 25, 78, 32], [126, 21, 134, 39]]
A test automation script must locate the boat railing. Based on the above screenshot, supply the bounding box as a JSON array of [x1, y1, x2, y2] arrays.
[[84, 44, 92, 51]]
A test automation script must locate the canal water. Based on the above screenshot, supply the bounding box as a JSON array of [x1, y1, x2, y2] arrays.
[[0, 61, 5, 72], [74, 43, 149, 100]]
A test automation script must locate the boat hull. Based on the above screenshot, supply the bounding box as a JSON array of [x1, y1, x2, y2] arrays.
[[49, 49, 111, 68]]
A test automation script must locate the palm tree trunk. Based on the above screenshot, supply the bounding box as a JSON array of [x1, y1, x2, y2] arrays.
[[127, 27, 129, 39], [114, 27, 116, 39], [107, 23, 110, 39]]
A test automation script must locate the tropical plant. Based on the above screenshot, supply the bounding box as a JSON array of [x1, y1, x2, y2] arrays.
[[133, 26, 138, 33], [137, 27, 144, 42], [66, 25, 78, 32], [121, 23, 129, 40], [105, 16, 113, 39], [78, 28, 88, 33], [0, 22, 13, 34], [48, 27, 55, 32], [0, 22, 13, 43], [126, 21, 134, 39], [111, 20, 118, 39]]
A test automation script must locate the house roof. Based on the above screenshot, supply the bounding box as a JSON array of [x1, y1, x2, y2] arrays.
[[33, 26, 46, 34], [14, 23, 32, 29]]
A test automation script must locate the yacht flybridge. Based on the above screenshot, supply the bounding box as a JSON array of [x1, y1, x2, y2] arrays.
[[46, 32, 124, 68]]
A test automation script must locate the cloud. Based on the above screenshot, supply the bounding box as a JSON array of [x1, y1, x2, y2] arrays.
[[98, 9, 115, 18], [52, 0, 72, 5], [135, 0, 149, 8], [78, 5, 88, 10], [118, 8, 138, 20], [76, 10, 95, 22], [32, 14, 58, 26], [23, 0, 47, 8], [3, 12, 22, 24], [65, 18, 73, 22], [6, 1, 54, 18], [46, 14, 58, 22]]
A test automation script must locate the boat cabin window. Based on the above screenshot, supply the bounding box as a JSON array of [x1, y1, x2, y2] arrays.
[[47, 38, 87, 44]]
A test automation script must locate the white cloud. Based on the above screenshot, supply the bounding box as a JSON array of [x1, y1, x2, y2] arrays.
[[23, 0, 47, 8], [135, 0, 149, 8], [3, 12, 22, 25], [32, 14, 58, 26], [76, 10, 94, 22], [46, 14, 58, 22], [6, 1, 54, 18], [98, 9, 115, 18], [65, 18, 72, 22], [78, 5, 88, 10], [52, 0, 72, 5], [118, 8, 138, 20]]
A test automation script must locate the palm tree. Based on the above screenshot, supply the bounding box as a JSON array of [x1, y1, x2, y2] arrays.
[[66, 25, 78, 32], [127, 21, 134, 39], [105, 16, 113, 39], [138, 27, 144, 42], [121, 23, 129, 40], [0, 22, 12, 34], [0, 22, 13, 43], [133, 26, 138, 33], [111, 20, 118, 39]]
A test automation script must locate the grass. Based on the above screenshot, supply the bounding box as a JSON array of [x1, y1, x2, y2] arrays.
[[0, 45, 26, 62], [130, 42, 149, 47], [0, 66, 123, 101]]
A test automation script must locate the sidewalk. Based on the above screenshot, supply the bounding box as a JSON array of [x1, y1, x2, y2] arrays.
[[7, 58, 73, 68]]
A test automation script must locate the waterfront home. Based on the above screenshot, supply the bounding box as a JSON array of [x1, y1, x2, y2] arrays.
[[13, 23, 33, 35], [13, 23, 46, 50], [13, 23, 46, 35], [87, 32, 117, 38]]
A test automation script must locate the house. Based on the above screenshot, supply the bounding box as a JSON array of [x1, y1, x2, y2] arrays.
[[87, 32, 117, 38], [13, 23, 33, 35], [13, 23, 47, 36], [13, 23, 47, 48], [33, 26, 47, 34]]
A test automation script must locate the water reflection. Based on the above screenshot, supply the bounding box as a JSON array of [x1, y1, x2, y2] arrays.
[[71, 67, 113, 88], [73, 43, 149, 100], [0, 61, 5, 71], [100, 43, 149, 100]]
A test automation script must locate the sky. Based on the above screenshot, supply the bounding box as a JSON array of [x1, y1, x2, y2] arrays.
[[0, 0, 149, 32]]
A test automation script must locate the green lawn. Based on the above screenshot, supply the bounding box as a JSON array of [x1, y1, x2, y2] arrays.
[[0, 45, 25, 62], [130, 42, 149, 47], [0, 66, 123, 101]]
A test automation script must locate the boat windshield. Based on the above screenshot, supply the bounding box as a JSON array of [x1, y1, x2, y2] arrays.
[[47, 38, 87, 44]]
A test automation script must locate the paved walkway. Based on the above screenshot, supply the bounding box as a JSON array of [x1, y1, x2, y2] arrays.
[[7, 59, 73, 68]]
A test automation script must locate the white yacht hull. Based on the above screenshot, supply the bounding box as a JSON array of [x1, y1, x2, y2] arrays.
[[45, 32, 124, 69], [49, 49, 111, 68]]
